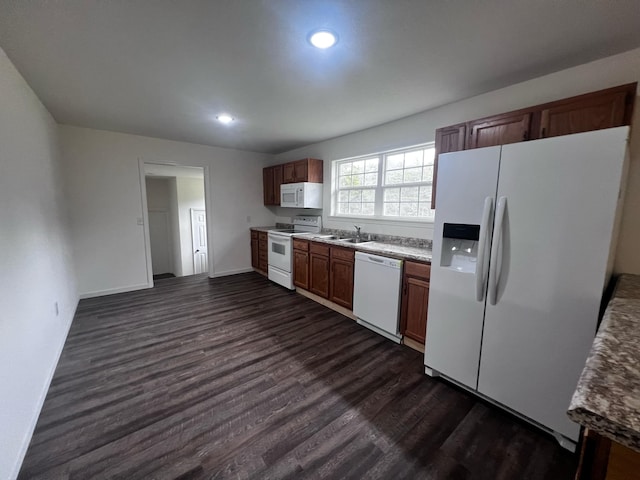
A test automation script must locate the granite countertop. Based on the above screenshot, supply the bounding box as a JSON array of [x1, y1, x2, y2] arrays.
[[249, 226, 431, 263], [306, 236, 432, 263], [568, 274, 640, 451]]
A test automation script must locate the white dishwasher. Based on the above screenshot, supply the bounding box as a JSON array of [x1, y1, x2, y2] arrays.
[[353, 251, 403, 343]]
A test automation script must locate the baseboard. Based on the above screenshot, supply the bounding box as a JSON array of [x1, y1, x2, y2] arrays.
[[10, 299, 78, 480], [403, 336, 425, 353], [79, 282, 152, 299], [295, 288, 357, 320], [211, 267, 254, 278]]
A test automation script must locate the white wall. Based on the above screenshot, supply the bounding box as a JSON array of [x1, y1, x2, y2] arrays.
[[274, 47, 640, 274], [60, 126, 275, 297], [175, 177, 206, 276], [0, 48, 78, 479]]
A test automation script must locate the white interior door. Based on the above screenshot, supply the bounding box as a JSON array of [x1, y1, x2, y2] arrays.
[[425, 146, 500, 389], [478, 127, 628, 440], [148, 210, 172, 275], [190, 209, 208, 274]]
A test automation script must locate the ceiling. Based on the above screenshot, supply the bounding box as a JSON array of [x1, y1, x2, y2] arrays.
[[1, 1, 639, 154]]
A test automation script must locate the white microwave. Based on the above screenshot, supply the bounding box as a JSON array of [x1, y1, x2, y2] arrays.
[[280, 182, 323, 208]]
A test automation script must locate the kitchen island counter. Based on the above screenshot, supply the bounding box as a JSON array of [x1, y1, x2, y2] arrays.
[[568, 274, 640, 452]]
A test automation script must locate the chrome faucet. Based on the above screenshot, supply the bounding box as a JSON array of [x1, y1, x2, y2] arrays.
[[354, 225, 362, 242]]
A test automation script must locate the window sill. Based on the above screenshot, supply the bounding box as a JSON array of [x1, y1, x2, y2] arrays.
[[327, 214, 434, 228]]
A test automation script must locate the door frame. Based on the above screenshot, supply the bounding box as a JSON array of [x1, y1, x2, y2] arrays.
[[138, 159, 213, 288]]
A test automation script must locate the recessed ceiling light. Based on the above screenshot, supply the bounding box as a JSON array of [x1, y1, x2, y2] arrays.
[[216, 114, 234, 124], [309, 29, 338, 49]]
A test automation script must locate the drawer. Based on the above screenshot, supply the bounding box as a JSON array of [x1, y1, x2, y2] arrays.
[[259, 260, 268, 271], [258, 232, 268, 242], [293, 238, 309, 251], [310, 242, 330, 256], [331, 246, 355, 261], [251, 230, 258, 240], [258, 240, 268, 250], [258, 251, 268, 261], [404, 261, 431, 280]]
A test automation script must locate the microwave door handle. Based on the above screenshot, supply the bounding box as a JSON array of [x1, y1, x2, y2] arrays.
[[296, 187, 302, 207]]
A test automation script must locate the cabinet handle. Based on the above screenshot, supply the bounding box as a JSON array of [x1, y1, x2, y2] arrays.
[[541, 127, 546, 138], [523, 130, 529, 141]]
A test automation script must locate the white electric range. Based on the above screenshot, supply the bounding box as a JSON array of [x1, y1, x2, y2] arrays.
[[268, 215, 322, 289]]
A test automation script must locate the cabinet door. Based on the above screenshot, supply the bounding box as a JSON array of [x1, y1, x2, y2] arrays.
[[309, 253, 330, 298], [400, 277, 429, 344], [539, 91, 628, 139], [330, 258, 354, 310], [468, 112, 532, 149], [263, 167, 274, 205], [294, 160, 308, 182], [293, 250, 309, 290], [251, 238, 259, 268], [273, 164, 283, 205], [432, 123, 466, 209], [283, 162, 295, 184]]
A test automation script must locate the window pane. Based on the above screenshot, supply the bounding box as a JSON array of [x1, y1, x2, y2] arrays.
[[361, 203, 375, 215], [424, 147, 435, 165], [422, 165, 434, 182], [384, 187, 400, 202], [349, 203, 362, 215], [403, 167, 422, 183], [339, 190, 349, 202], [339, 162, 352, 176], [362, 189, 375, 202], [364, 172, 377, 186], [384, 202, 400, 216], [338, 202, 349, 214], [385, 170, 403, 185], [418, 204, 433, 217], [349, 190, 362, 203], [365, 158, 379, 172], [404, 150, 422, 168], [419, 186, 431, 202], [351, 174, 364, 186], [352, 160, 365, 174], [339, 175, 351, 188], [401, 187, 419, 201], [386, 154, 404, 170], [400, 202, 418, 216]]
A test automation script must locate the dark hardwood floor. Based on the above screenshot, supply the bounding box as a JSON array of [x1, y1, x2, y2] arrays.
[[19, 272, 577, 479]]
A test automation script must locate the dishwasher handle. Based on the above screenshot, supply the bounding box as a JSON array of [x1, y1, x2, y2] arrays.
[[355, 252, 402, 269]]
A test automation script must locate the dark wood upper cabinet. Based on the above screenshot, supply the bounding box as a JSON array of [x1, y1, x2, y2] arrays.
[[263, 165, 283, 206], [539, 85, 634, 139], [467, 112, 533, 149], [431, 83, 636, 209], [329, 247, 355, 310], [282, 158, 323, 184]]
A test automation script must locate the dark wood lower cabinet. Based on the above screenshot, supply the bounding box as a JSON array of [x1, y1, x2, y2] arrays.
[[250, 230, 268, 274], [293, 239, 310, 289], [400, 261, 431, 344], [329, 247, 355, 310], [309, 242, 331, 298]]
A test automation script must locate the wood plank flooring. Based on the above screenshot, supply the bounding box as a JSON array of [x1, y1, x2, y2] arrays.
[[19, 272, 577, 479]]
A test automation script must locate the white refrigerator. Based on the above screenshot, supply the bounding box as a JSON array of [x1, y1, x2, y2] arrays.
[[424, 126, 629, 447]]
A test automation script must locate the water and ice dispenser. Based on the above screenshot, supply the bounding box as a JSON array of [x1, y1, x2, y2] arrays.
[[440, 223, 480, 273]]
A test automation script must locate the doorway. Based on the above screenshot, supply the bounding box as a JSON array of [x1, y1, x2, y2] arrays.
[[143, 164, 208, 281]]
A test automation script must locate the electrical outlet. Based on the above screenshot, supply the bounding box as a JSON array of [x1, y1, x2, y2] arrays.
[[54, 302, 59, 316], [137, 217, 144, 226]]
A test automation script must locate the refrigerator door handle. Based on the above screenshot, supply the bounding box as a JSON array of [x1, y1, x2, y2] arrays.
[[475, 196, 494, 302], [488, 196, 507, 305]]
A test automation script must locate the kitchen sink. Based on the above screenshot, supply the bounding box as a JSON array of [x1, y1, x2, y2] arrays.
[[338, 237, 372, 244]]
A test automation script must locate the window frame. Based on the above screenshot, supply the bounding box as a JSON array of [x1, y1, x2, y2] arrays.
[[331, 143, 436, 224]]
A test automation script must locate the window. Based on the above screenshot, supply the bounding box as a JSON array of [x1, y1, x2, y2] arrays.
[[333, 145, 435, 220]]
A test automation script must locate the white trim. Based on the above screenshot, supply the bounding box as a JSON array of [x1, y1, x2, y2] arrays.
[[10, 300, 79, 480], [139, 159, 214, 278], [211, 267, 254, 278], [79, 282, 151, 299]]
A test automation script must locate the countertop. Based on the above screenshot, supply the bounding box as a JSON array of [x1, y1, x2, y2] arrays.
[[250, 226, 432, 263], [568, 274, 640, 451]]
